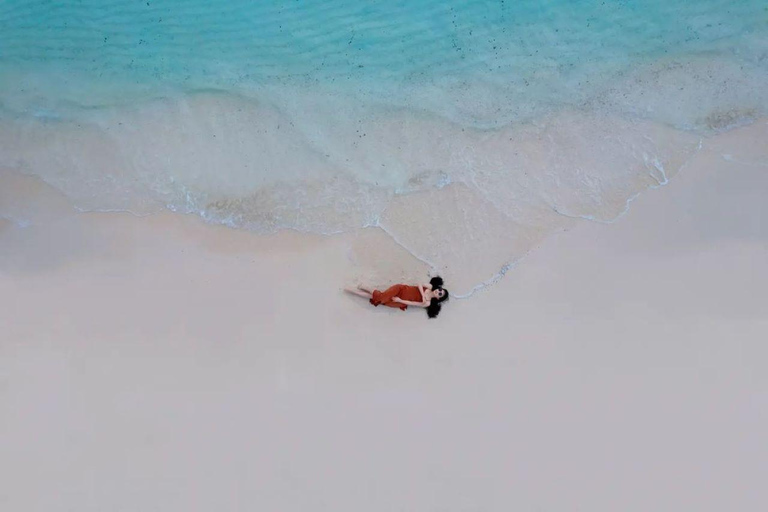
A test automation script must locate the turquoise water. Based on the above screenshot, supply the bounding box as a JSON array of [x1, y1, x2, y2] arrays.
[[1, 0, 766, 114], [1, 0, 767, 290]]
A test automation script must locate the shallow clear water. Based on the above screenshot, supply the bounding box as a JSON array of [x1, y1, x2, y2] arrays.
[[1, 0, 766, 290], [2, 1, 766, 116]]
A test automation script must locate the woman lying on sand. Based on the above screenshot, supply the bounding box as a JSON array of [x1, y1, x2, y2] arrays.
[[346, 276, 449, 318]]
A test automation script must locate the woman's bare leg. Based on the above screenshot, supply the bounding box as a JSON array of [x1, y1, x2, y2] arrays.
[[357, 285, 374, 294], [345, 287, 372, 299]]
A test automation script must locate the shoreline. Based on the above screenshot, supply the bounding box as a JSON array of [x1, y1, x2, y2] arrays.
[[1, 106, 713, 293], [1, 118, 765, 296]]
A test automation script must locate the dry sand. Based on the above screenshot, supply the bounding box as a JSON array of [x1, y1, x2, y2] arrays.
[[1, 122, 767, 511]]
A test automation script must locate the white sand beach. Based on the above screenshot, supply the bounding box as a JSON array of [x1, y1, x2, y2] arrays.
[[1, 120, 767, 510]]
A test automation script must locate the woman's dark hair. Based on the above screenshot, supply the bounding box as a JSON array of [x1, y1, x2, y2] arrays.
[[429, 276, 444, 288], [427, 276, 449, 319]]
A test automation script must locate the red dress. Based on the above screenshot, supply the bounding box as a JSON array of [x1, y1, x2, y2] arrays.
[[370, 284, 424, 311]]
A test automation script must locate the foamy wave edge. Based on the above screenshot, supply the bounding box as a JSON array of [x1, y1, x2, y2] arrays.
[[0, 55, 765, 294]]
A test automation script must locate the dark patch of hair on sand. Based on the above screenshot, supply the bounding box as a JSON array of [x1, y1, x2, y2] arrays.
[[427, 276, 449, 319]]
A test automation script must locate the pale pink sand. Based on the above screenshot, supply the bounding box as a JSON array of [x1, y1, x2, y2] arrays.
[[1, 122, 766, 511]]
